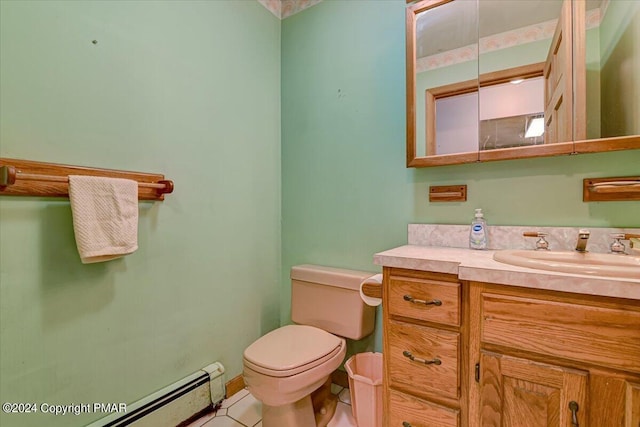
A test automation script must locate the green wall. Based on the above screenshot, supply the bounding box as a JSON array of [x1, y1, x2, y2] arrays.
[[281, 0, 411, 354], [2, 1, 639, 426], [0, 1, 281, 426], [281, 0, 640, 352]]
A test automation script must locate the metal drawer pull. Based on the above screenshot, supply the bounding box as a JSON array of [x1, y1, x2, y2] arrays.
[[402, 422, 412, 427], [403, 294, 442, 306], [403, 350, 441, 365], [569, 401, 579, 427]]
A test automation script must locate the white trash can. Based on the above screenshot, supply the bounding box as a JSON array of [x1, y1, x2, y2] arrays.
[[344, 352, 383, 427]]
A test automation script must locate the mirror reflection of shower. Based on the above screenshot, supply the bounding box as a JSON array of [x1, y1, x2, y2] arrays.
[[433, 74, 546, 153], [480, 113, 545, 150]]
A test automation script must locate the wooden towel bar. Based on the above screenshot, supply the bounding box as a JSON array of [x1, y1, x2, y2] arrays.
[[0, 158, 173, 201]]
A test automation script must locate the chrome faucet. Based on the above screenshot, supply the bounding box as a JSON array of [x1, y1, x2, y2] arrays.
[[575, 229, 590, 252], [610, 233, 626, 254], [523, 231, 549, 250]]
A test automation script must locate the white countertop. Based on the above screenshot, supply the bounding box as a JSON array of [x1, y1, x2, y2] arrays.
[[374, 245, 640, 300]]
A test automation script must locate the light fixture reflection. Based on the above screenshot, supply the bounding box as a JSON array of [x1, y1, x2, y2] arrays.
[[525, 117, 545, 138]]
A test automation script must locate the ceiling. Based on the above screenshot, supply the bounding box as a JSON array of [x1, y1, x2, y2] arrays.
[[257, 0, 323, 20]]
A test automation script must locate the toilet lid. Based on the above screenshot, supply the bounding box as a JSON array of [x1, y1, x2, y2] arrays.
[[243, 325, 344, 377]]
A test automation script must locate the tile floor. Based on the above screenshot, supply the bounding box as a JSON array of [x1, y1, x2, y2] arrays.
[[185, 384, 357, 427]]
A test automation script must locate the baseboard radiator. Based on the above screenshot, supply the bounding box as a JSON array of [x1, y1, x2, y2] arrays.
[[87, 362, 226, 427]]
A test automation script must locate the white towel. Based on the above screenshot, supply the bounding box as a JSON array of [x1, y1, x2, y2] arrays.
[[68, 175, 139, 264]]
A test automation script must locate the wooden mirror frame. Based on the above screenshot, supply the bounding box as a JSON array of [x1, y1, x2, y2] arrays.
[[406, 0, 640, 168]]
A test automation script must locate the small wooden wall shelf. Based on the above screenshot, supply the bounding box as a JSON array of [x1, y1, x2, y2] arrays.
[[583, 176, 640, 202], [429, 185, 467, 202], [0, 158, 174, 201]]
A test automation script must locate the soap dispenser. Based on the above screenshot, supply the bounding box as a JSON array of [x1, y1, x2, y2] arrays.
[[469, 208, 488, 250]]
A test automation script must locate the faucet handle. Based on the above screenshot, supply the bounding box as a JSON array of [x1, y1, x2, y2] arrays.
[[610, 233, 626, 254], [624, 234, 640, 252], [523, 231, 549, 250], [578, 229, 590, 237], [523, 232, 547, 237]]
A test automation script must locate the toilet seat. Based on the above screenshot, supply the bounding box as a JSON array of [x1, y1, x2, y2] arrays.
[[243, 325, 343, 378]]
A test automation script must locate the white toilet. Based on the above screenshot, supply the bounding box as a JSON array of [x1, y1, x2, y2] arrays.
[[243, 264, 376, 427]]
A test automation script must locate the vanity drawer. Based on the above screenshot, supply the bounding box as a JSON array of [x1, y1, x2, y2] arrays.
[[388, 276, 460, 326], [389, 389, 459, 427], [387, 319, 459, 399], [481, 292, 640, 373]]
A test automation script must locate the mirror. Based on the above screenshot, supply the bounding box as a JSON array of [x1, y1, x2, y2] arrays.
[[412, 0, 478, 160], [580, 1, 640, 142], [406, 0, 640, 167]]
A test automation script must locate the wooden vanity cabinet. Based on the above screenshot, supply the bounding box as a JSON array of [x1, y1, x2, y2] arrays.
[[382, 267, 640, 427], [470, 282, 640, 427], [382, 267, 468, 427]]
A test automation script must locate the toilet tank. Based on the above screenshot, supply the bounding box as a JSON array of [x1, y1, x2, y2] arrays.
[[290, 264, 376, 340]]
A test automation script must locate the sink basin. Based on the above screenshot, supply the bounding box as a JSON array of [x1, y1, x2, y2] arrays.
[[493, 250, 640, 279]]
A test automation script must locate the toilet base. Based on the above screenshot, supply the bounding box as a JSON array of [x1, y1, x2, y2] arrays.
[[262, 396, 315, 427], [261, 378, 338, 427], [312, 377, 338, 427]]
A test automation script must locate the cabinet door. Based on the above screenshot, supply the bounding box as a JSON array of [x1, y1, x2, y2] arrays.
[[480, 352, 587, 427], [589, 375, 640, 426], [627, 382, 640, 427]]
